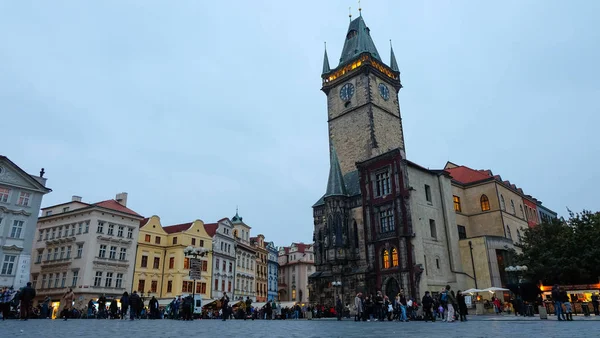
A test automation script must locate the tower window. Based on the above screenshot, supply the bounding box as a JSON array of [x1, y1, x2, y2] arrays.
[[480, 195, 490, 211], [510, 200, 516, 215], [346, 30, 358, 40], [382, 250, 390, 269], [429, 219, 437, 239], [391, 248, 399, 267], [500, 195, 506, 211], [379, 209, 394, 233], [457, 225, 467, 240]]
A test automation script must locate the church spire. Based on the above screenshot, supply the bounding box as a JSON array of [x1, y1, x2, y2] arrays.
[[338, 15, 381, 66], [325, 145, 347, 197], [322, 42, 331, 74], [390, 40, 399, 72]]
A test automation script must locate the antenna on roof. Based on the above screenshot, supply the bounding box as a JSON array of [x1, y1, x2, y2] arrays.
[[349, 6, 352, 21]]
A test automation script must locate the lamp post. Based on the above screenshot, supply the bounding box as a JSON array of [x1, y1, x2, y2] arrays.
[[332, 281, 342, 317], [183, 245, 213, 318]]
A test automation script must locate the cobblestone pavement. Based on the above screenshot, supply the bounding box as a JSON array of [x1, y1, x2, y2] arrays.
[[1, 317, 598, 338]]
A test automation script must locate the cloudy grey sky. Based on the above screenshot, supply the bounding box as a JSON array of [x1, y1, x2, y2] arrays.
[[1, 1, 598, 246]]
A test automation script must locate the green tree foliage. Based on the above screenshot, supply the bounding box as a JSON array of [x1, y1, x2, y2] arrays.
[[515, 210, 600, 285]]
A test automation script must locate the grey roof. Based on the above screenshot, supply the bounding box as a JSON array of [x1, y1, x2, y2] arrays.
[[313, 170, 361, 207], [390, 42, 399, 71], [338, 16, 381, 66], [325, 146, 347, 197], [322, 45, 331, 74]]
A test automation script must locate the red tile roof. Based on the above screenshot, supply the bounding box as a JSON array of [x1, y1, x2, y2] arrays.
[[139, 218, 150, 228], [204, 223, 218, 237], [163, 222, 193, 234], [93, 199, 142, 217], [445, 166, 492, 184]]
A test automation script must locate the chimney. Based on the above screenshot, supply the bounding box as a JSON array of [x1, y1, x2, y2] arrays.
[[72, 196, 82, 202], [115, 192, 128, 207]]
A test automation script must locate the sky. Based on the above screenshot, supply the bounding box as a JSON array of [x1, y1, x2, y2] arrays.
[[1, 0, 598, 246]]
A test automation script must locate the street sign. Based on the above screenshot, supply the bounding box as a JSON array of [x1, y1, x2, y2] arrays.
[[189, 271, 202, 280], [190, 258, 202, 270]]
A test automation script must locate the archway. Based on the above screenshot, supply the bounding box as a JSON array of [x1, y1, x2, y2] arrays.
[[385, 277, 400, 300], [278, 289, 288, 301]]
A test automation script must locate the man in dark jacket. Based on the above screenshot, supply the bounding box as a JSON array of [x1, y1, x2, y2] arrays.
[[20, 282, 36, 320], [422, 291, 434, 322], [128, 291, 141, 320], [220, 292, 229, 321]]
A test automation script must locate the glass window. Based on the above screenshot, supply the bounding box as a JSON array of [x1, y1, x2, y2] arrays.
[[382, 250, 390, 269], [453, 195, 461, 212], [480, 195, 491, 211]]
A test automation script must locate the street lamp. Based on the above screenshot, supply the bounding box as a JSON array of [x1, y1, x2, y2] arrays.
[[183, 245, 213, 318]]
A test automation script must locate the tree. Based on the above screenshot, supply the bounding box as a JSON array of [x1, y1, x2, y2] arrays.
[[515, 210, 600, 286]]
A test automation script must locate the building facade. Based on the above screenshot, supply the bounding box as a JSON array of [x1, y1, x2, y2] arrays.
[[133, 217, 214, 300], [266, 241, 278, 302], [0, 156, 51, 288], [31, 193, 142, 308], [309, 15, 467, 307], [206, 218, 235, 302], [231, 212, 256, 301], [445, 162, 556, 293], [537, 202, 558, 224], [278, 243, 314, 302], [250, 234, 268, 302]]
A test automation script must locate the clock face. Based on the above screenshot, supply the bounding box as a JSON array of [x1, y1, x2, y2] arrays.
[[339, 83, 355, 102], [379, 83, 390, 101]]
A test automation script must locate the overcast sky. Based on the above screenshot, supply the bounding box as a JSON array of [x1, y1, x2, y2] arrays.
[[1, 0, 598, 246]]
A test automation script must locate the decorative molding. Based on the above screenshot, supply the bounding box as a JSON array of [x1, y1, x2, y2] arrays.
[[0, 205, 31, 216], [1, 244, 23, 252]]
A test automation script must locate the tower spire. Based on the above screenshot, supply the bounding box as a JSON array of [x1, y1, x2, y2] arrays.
[[358, 0, 362, 16], [390, 40, 399, 71], [322, 42, 331, 74], [325, 145, 347, 197], [349, 6, 352, 22]]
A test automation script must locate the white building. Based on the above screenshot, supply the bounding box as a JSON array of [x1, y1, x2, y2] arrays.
[[0, 156, 51, 288], [206, 217, 236, 302], [30, 193, 143, 307], [278, 243, 314, 303], [231, 212, 256, 301]]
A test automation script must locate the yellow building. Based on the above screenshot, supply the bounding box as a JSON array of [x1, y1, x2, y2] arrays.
[[133, 216, 214, 301]]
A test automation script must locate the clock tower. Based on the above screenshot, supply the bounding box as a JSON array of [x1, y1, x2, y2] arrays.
[[322, 15, 405, 175]]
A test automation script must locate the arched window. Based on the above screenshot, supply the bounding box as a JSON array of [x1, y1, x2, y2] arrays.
[[517, 229, 522, 243], [382, 250, 390, 269], [506, 226, 512, 240], [391, 248, 399, 267], [500, 195, 506, 211], [480, 195, 490, 211], [510, 200, 516, 214]]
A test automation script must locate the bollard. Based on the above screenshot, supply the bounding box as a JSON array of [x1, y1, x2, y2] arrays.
[[538, 305, 548, 320]]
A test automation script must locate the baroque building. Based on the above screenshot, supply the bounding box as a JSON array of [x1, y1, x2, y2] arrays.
[[266, 241, 279, 301], [231, 211, 256, 301], [133, 216, 213, 300], [31, 193, 141, 308], [205, 218, 235, 302], [278, 243, 314, 302], [250, 234, 268, 302], [309, 15, 469, 306], [0, 156, 51, 288]]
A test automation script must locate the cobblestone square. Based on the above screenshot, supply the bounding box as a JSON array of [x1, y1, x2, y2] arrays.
[[1, 317, 598, 338]]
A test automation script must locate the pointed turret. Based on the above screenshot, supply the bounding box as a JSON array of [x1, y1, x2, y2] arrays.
[[325, 145, 347, 197], [390, 41, 399, 72], [338, 16, 381, 66], [322, 43, 331, 74]]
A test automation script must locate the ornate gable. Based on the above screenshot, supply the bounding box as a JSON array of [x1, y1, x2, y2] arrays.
[[0, 158, 49, 193]]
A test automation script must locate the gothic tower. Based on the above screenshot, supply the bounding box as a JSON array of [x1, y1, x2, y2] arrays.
[[322, 15, 405, 175]]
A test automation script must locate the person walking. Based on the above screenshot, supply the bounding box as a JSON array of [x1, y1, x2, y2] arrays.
[[592, 293, 599, 316], [128, 291, 141, 320], [354, 293, 363, 321], [120, 292, 130, 320], [20, 282, 36, 320], [457, 290, 468, 322], [336, 295, 343, 321], [0, 287, 15, 320], [220, 292, 229, 321], [422, 291, 435, 322], [61, 288, 75, 320], [552, 284, 563, 321], [445, 285, 456, 323]]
